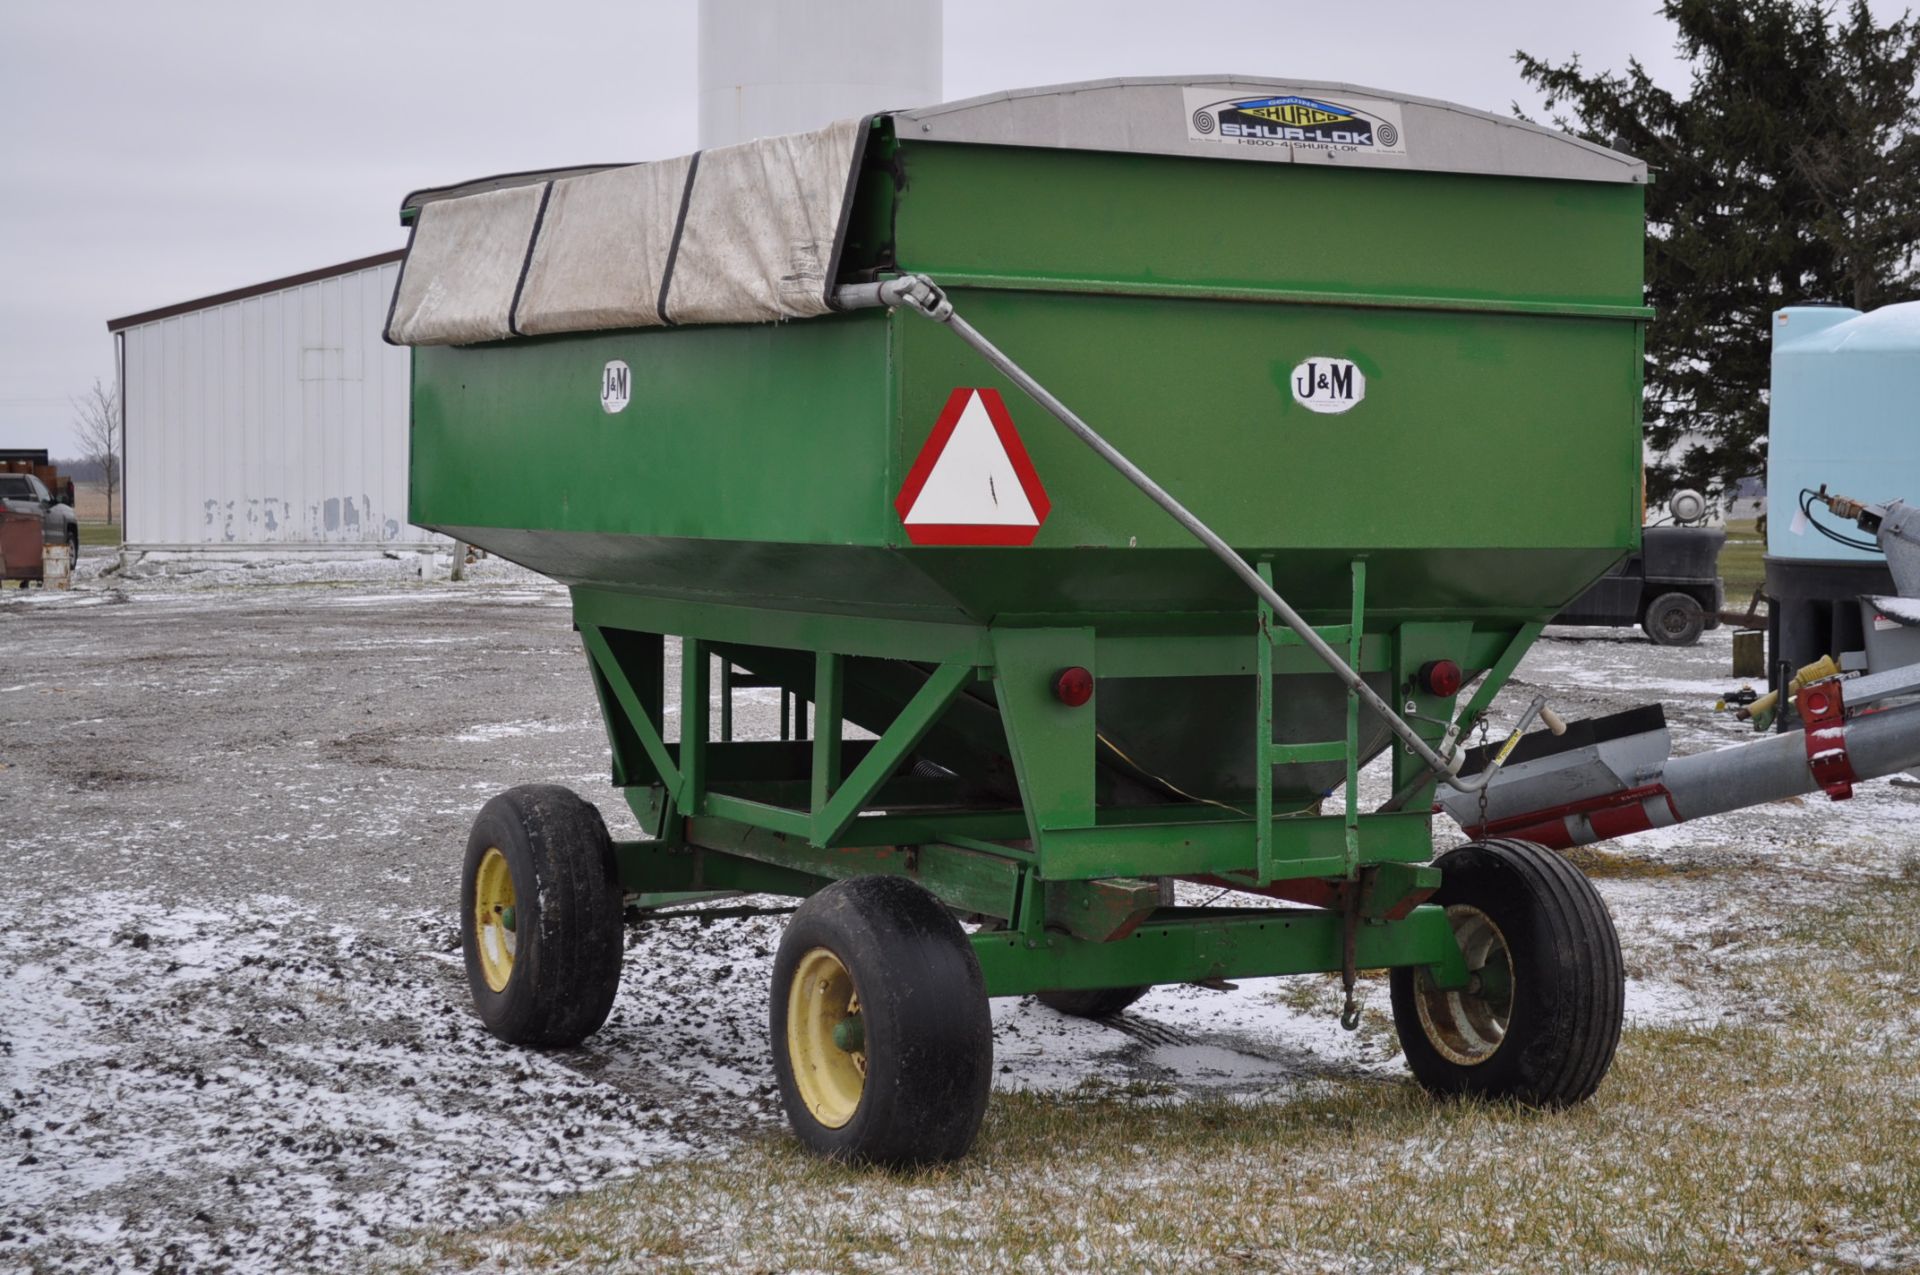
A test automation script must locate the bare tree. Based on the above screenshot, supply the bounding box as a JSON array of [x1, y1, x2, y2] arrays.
[[72, 377, 119, 524]]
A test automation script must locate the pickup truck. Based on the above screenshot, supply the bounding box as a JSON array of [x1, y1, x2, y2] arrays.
[[0, 471, 80, 562]]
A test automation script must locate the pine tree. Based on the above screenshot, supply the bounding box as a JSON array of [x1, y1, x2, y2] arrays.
[[1517, 0, 1920, 501]]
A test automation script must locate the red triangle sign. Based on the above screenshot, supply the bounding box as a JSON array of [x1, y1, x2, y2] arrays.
[[895, 388, 1051, 546]]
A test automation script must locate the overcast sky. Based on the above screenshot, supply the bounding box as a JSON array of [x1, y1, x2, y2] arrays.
[[0, 1, 1722, 457]]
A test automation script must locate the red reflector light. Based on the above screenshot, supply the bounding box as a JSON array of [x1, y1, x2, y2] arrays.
[[1053, 666, 1094, 708], [1419, 660, 1463, 698]]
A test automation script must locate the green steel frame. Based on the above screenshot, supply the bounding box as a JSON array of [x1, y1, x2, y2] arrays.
[[405, 121, 1645, 1003], [575, 576, 1525, 997]]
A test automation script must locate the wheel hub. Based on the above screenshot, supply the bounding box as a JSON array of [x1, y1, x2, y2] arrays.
[[1413, 904, 1514, 1066], [473, 846, 518, 993], [787, 947, 866, 1128]]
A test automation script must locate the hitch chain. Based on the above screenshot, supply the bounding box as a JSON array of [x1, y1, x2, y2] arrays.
[[1474, 715, 1493, 833], [1339, 883, 1362, 1032]]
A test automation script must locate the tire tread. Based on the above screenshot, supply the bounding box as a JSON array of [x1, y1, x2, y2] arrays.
[[1391, 838, 1623, 1107]]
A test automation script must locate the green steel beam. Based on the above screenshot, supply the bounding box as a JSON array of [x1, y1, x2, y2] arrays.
[[581, 624, 681, 795], [1390, 621, 1475, 806], [685, 816, 1024, 921], [993, 627, 1098, 844], [972, 903, 1470, 996], [810, 659, 977, 846], [573, 586, 995, 666], [680, 636, 710, 814], [614, 839, 829, 899], [810, 651, 843, 823], [1455, 621, 1546, 733], [1037, 810, 1433, 881], [705, 792, 811, 838]]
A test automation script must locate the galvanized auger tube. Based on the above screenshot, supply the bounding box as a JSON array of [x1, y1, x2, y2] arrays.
[[836, 274, 1536, 796], [1441, 695, 1920, 849]]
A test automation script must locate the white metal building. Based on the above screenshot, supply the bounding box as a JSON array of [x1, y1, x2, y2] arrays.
[[108, 251, 434, 551]]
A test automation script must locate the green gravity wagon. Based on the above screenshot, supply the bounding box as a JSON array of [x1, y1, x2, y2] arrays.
[[390, 78, 1654, 1164]]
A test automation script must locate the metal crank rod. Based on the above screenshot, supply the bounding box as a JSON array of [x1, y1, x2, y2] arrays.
[[838, 274, 1512, 795]]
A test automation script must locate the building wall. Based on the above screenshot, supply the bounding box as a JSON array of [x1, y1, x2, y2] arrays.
[[119, 260, 433, 549]]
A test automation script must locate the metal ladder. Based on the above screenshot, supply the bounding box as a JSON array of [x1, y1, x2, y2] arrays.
[[1255, 559, 1365, 885]]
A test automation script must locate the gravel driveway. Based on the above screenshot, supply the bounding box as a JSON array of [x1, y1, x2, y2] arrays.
[[5, 564, 1913, 1271]]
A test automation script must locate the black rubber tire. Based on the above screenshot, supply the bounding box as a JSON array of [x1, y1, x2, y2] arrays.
[[461, 784, 624, 1047], [1034, 878, 1176, 1019], [770, 876, 993, 1166], [1643, 591, 1706, 646], [1390, 839, 1623, 1107], [66, 526, 79, 560]]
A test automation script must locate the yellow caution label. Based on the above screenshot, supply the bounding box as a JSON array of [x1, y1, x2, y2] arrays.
[[1493, 731, 1523, 766]]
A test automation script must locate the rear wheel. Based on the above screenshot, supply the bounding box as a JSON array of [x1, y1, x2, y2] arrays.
[[771, 876, 992, 1166], [1390, 839, 1622, 1107], [1643, 591, 1706, 646], [461, 784, 624, 1046]]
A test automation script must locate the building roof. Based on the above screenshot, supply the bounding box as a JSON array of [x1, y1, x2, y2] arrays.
[[106, 249, 405, 333]]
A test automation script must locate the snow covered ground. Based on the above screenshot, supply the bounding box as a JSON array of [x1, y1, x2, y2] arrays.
[[3, 565, 1915, 1271]]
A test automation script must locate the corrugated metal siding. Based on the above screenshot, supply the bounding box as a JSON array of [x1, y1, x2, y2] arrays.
[[121, 261, 433, 548]]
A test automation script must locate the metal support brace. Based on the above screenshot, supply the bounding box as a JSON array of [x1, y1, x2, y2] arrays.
[[580, 624, 682, 793], [809, 659, 975, 847], [680, 637, 710, 815]]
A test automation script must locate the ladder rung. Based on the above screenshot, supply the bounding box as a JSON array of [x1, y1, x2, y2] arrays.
[[1265, 740, 1348, 764]]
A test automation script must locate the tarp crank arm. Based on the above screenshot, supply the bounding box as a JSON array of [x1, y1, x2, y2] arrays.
[[838, 274, 1539, 795]]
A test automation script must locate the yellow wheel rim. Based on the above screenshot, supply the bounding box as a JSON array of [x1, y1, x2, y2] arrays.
[[786, 947, 866, 1128], [473, 847, 518, 993], [1413, 904, 1515, 1066]]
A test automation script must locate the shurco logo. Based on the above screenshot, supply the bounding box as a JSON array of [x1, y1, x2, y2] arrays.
[[1185, 90, 1407, 155], [1290, 357, 1366, 415]]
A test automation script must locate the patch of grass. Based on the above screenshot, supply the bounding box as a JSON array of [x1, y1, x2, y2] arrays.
[[394, 878, 1920, 1274], [1561, 844, 1702, 880], [77, 521, 122, 549], [1720, 517, 1766, 609]]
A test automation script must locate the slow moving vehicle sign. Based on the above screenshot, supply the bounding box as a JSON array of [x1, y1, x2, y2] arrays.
[[895, 388, 1051, 545]]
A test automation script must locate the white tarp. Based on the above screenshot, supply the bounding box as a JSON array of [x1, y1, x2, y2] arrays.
[[513, 155, 692, 335], [386, 117, 867, 346], [386, 185, 546, 346]]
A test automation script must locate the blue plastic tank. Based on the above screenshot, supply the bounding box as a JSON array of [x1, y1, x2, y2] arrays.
[[1768, 302, 1920, 561]]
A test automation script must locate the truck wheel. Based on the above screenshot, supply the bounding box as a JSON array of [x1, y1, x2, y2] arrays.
[[1389, 839, 1622, 1107], [461, 784, 624, 1046], [66, 527, 79, 559], [771, 876, 992, 1166], [1035, 878, 1175, 1018], [1642, 591, 1706, 646]]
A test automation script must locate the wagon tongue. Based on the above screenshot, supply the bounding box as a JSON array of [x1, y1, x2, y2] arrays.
[[1437, 661, 1920, 849]]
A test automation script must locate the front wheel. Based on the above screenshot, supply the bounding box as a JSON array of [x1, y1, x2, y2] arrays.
[[1390, 839, 1623, 1107], [771, 876, 993, 1166], [461, 785, 625, 1046]]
